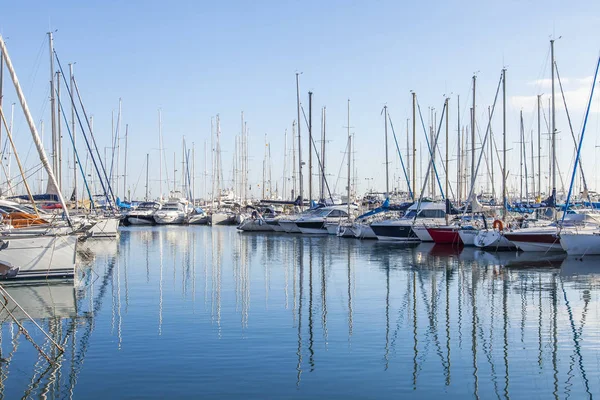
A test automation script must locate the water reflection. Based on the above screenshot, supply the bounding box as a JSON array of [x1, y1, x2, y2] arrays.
[[0, 228, 599, 398]]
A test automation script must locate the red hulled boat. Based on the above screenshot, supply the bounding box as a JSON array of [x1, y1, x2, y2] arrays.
[[427, 226, 463, 245]]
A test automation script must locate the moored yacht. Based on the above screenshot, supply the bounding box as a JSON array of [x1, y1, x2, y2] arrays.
[[559, 227, 600, 256], [154, 201, 189, 225], [504, 212, 599, 252], [0, 232, 77, 279], [296, 206, 351, 235], [371, 201, 446, 242], [124, 202, 162, 226]]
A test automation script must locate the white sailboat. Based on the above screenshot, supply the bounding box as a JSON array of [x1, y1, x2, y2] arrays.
[[0, 33, 78, 279]]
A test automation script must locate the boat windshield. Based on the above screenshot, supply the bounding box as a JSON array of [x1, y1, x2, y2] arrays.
[[404, 210, 418, 218], [312, 209, 331, 217]]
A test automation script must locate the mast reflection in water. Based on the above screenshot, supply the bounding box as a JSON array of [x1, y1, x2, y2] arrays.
[[0, 227, 598, 398]]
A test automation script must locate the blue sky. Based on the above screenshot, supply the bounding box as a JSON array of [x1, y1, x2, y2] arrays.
[[2, 0, 600, 201]]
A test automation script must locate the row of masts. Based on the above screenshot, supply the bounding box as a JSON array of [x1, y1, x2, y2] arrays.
[[0, 37, 571, 208]]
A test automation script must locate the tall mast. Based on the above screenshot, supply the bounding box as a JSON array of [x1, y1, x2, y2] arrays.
[[244, 122, 248, 203], [292, 120, 297, 200], [537, 95, 541, 198], [124, 123, 128, 199], [216, 114, 222, 207], [283, 128, 287, 200], [204, 140, 207, 202], [56, 70, 62, 191], [489, 106, 494, 200], [406, 118, 410, 196], [502, 68, 507, 221], [322, 107, 327, 201], [519, 110, 524, 201], [69, 63, 77, 208], [262, 133, 266, 199], [550, 39, 556, 203], [48, 32, 58, 190], [192, 142, 195, 202], [530, 130, 535, 202], [296, 73, 303, 208], [411, 92, 416, 200], [268, 139, 272, 197], [319, 107, 325, 201], [158, 109, 163, 200], [145, 153, 149, 201], [384, 105, 389, 198], [347, 135, 351, 217], [445, 97, 449, 225], [0, 52, 3, 154], [116, 98, 121, 195], [347, 99, 351, 199], [308, 91, 313, 204], [173, 151, 176, 196], [457, 95, 461, 204], [8, 104, 14, 195], [0, 34, 71, 222], [471, 75, 476, 183], [240, 112, 244, 203]]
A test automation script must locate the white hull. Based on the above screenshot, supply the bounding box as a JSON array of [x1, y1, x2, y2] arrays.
[[88, 217, 120, 238], [337, 225, 356, 238], [154, 212, 186, 225], [474, 230, 516, 250], [354, 224, 377, 239], [270, 223, 285, 232], [238, 219, 274, 232], [188, 216, 208, 225], [0, 233, 77, 278], [325, 223, 339, 235], [127, 217, 155, 225], [458, 229, 478, 246], [211, 212, 233, 226], [279, 220, 300, 233], [560, 232, 600, 256], [412, 225, 433, 242], [509, 240, 563, 252]]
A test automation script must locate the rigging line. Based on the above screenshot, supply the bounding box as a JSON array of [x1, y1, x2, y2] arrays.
[[130, 157, 146, 199], [561, 54, 600, 224], [416, 100, 446, 199], [555, 60, 591, 204], [55, 53, 115, 210], [56, 88, 94, 207], [300, 105, 334, 202], [473, 119, 494, 196], [462, 71, 503, 218], [0, 107, 39, 215], [2, 163, 44, 191], [412, 99, 448, 225], [108, 107, 121, 193], [387, 111, 413, 199], [333, 147, 347, 196]]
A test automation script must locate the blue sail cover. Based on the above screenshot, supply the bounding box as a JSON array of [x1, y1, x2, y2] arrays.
[[9, 194, 59, 202], [116, 197, 132, 209], [355, 199, 413, 220], [507, 193, 556, 213]]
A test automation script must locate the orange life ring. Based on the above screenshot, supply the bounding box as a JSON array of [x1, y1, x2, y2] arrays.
[[493, 219, 503, 231]]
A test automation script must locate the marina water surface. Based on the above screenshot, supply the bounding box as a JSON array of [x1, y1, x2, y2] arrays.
[[1, 226, 599, 399]]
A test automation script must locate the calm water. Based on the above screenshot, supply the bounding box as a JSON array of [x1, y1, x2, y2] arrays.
[[1, 226, 599, 399]]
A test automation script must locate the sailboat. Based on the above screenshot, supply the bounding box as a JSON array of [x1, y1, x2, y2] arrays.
[[557, 51, 600, 256], [0, 33, 78, 279]]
